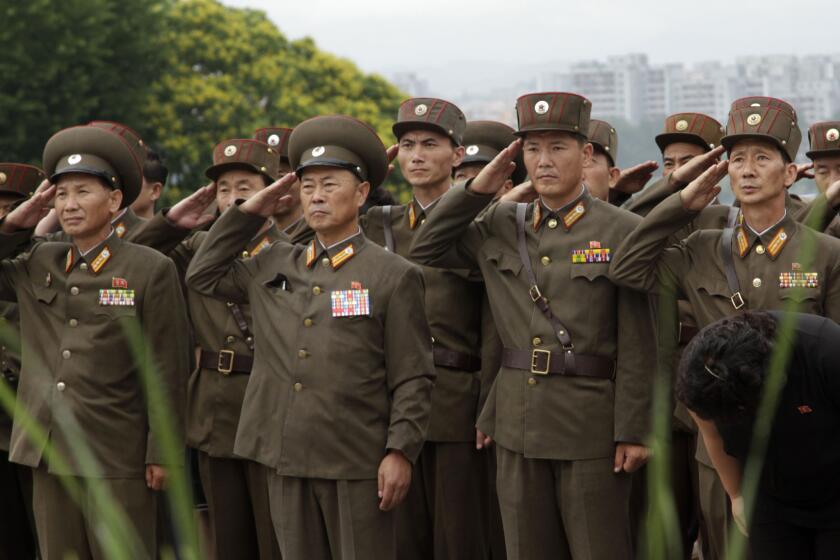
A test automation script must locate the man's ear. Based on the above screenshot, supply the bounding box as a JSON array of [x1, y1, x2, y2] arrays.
[[783, 162, 798, 189], [150, 182, 163, 202], [452, 145, 466, 168], [582, 142, 594, 167], [608, 167, 621, 188], [110, 189, 124, 213], [357, 181, 371, 208]]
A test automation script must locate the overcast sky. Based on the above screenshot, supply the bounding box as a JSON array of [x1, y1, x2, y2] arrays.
[[225, 0, 836, 81]]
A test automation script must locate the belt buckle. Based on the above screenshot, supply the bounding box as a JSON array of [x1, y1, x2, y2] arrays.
[[218, 350, 235, 375], [730, 292, 745, 310], [529, 285, 543, 303], [530, 349, 551, 375]]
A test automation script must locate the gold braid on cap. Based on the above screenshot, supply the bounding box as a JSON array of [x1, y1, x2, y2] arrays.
[[704, 363, 724, 381]]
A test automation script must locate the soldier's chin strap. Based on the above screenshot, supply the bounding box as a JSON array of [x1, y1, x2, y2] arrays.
[[382, 205, 395, 253], [721, 205, 745, 309], [515, 202, 576, 376]]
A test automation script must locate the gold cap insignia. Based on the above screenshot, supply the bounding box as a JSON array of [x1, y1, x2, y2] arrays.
[[534, 100, 550, 115], [223, 145, 237, 157], [747, 114, 762, 126], [675, 119, 689, 131]]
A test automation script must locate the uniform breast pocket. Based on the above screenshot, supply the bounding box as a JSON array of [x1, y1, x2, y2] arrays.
[[778, 288, 821, 313], [696, 277, 732, 301], [33, 285, 57, 306], [484, 248, 523, 277], [569, 264, 611, 283], [93, 306, 137, 321]]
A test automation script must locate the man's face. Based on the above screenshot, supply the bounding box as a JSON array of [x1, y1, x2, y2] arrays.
[[582, 150, 618, 201], [0, 193, 21, 219], [812, 154, 840, 194], [728, 139, 796, 206], [274, 161, 301, 217], [522, 131, 591, 202], [54, 173, 122, 238], [397, 129, 464, 189], [216, 168, 267, 213], [662, 142, 707, 176], [300, 167, 369, 233], [130, 177, 162, 215], [453, 162, 513, 199]]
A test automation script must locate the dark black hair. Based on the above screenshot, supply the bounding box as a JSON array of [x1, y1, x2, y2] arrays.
[[676, 311, 777, 422], [142, 150, 168, 185], [360, 185, 397, 214]]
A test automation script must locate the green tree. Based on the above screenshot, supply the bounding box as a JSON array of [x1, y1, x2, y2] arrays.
[[142, 0, 406, 203], [0, 0, 169, 164]]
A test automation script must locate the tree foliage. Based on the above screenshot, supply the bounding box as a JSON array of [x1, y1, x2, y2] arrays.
[[0, 0, 407, 203]]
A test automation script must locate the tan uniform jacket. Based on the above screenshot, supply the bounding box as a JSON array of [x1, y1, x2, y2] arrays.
[[186, 206, 436, 479], [0, 230, 189, 476], [362, 201, 483, 442], [410, 184, 656, 460]]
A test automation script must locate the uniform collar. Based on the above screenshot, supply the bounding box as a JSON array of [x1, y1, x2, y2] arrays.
[[65, 230, 122, 274], [241, 223, 281, 259], [306, 229, 366, 271], [112, 207, 140, 238], [532, 185, 590, 232], [735, 210, 794, 261], [408, 196, 441, 230]]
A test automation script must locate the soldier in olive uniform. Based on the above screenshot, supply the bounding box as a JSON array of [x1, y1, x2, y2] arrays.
[[609, 97, 840, 547], [806, 121, 840, 237], [0, 163, 44, 559], [186, 115, 436, 560], [131, 138, 284, 559], [582, 119, 620, 203], [0, 125, 190, 559], [255, 127, 315, 245], [411, 92, 656, 560], [359, 98, 489, 560]]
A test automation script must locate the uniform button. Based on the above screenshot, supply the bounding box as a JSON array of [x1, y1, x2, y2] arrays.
[[547, 218, 558, 229], [69, 319, 78, 327], [532, 337, 542, 347], [293, 382, 303, 392], [528, 377, 537, 386], [321, 257, 331, 267], [79, 263, 88, 271], [62, 350, 71, 359], [312, 286, 322, 295], [540, 256, 551, 266], [420, 218, 426, 226], [70, 286, 80, 296], [753, 278, 762, 288], [56, 382, 66, 392], [297, 349, 309, 359], [246, 336, 253, 345], [755, 245, 766, 255], [303, 318, 313, 327], [226, 335, 235, 344], [241, 250, 250, 259]]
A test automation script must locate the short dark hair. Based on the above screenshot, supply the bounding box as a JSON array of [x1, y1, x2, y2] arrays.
[[676, 311, 777, 422], [143, 150, 168, 185]]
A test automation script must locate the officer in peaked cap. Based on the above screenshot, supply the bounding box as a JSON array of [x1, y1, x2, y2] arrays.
[[0, 125, 190, 559], [0, 163, 45, 559], [609, 95, 840, 557], [806, 121, 840, 238], [582, 119, 621, 202], [364, 97, 491, 560], [185, 114, 434, 560], [410, 91, 656, 560], [254, 127, 313, 244], [455, 120, 526, 194]]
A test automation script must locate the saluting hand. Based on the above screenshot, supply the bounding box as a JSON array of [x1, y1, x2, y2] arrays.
[[613, 442, 650, 473], [612, 161, 659, 194], [383, 144, 399, 182], [671, 145, 726, 189], [239, 173, 297, 218], [377, 450, 412, 511], [1, 179, 56, 233], [793, 162, 815, 184], [469, 139, 522, 196], [680, 160, 728, 212], [166, 183, 217, 229], [825, 179, 840, 209], [499, 180, 537, 203]]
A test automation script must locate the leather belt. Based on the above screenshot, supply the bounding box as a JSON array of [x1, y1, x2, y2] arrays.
[[199, 349, 253, 375], [678, 322, 699, 346], [433, 345, 481, 372], [502, 348, 615, 379]]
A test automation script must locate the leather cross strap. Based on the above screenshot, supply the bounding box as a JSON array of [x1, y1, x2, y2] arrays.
[[199, 349, 253, 375], [502, 348, 614, 379], [433, 345, 482, 372], [515, 203, 578, 375], [720, 206, 745, 309], [382, 205, 396, 253], [226, 301, 255, 350]]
